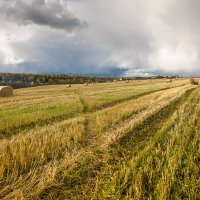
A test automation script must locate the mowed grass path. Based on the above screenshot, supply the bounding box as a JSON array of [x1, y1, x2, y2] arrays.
[[0, 78, 198, 200]]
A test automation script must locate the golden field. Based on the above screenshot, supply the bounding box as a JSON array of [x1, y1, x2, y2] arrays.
[[0, 78, 199, 200]]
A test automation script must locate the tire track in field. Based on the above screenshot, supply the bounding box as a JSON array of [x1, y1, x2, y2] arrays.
[[79, 96, 96, 145], [79, 96, 89, 113]]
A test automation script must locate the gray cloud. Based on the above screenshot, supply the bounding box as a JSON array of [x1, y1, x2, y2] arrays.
[[0, 0, 87, 31], [0, 0, 200, 76]]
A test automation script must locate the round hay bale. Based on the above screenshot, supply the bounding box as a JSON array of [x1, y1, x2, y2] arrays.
[[0, 86, 13, 97], [167, 79, 172, 83], [189, 78, 199, 85]]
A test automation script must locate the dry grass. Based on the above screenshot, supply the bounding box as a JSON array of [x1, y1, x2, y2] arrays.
[[95, 88, 200, 200], [189, 77, 199, 85], [0, 78, 199, 199], [0, 79, 186, 137]]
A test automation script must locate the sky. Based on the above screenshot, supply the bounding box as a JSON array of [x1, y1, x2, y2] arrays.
[[0, 0, 200, 76]]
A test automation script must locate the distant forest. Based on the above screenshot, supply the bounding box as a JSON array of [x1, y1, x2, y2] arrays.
[[0, 73, 176, 88]]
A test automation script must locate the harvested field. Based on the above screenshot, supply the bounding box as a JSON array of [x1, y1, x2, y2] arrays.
[[0, 78, 199, 199]]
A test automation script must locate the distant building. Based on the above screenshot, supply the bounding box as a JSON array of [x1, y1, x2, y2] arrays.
[[39, 82, 47, 85]]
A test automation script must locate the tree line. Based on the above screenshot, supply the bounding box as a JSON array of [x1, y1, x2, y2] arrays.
[[0, 73, 180, 89], [0, 73, 121, 88]]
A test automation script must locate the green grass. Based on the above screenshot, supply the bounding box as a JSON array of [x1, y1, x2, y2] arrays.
[[0, 100, 83, 137]]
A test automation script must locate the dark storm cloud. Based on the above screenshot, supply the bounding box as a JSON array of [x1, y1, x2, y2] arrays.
[[1, 0, 200, 76], [0, 0, 87, 31], [17, 31, 125, 75]]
